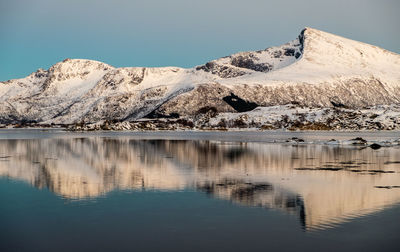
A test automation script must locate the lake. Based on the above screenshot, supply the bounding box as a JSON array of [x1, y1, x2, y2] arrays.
[[1, 129, 400, 251]]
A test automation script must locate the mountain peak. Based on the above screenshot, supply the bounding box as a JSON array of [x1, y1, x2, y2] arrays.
[[293, 27, 400, 78], [49, 58, 114, 74]]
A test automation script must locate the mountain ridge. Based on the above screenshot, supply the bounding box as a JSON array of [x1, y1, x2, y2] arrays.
[[1, 27, 399, 125]]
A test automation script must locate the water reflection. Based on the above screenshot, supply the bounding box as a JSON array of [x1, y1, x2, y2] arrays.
[[1, 137, 400, 230]]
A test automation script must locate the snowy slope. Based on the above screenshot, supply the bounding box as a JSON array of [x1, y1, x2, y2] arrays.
[[0, 27, 399, 124], [220, 27, 400, 85]]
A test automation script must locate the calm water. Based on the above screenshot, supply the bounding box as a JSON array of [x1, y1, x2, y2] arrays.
[[1, 130, 400, 252]]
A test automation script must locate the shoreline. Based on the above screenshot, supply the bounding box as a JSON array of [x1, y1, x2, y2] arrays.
[[0, 128, 399, 148], [1, 124, 400, 132]]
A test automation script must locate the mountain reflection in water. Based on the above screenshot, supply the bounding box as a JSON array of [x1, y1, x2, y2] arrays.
[[1, 137, 400, 231]]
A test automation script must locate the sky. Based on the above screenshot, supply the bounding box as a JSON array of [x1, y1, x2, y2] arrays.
[[0, 0, 399, 81]]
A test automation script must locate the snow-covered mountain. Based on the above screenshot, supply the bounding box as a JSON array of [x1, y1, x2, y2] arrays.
[[1, 27, 399, 124]]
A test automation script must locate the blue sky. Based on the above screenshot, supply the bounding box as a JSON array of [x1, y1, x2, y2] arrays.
[[0, 0, 399, 81]]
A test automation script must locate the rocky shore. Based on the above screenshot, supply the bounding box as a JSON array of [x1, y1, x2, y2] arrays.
[[2, 104, 398, 132]]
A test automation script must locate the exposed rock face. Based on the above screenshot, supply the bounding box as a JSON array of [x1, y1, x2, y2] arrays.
[[222, 93, 259, 112], [155, 84, 235, 117], [155, 77, 400, 117], [195, 31, 304, 77], [0, 27, 399, 125], [195, 62, 247, 78]]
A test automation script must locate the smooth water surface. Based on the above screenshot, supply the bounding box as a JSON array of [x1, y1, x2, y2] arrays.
[[0, 130, 400, 251]]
